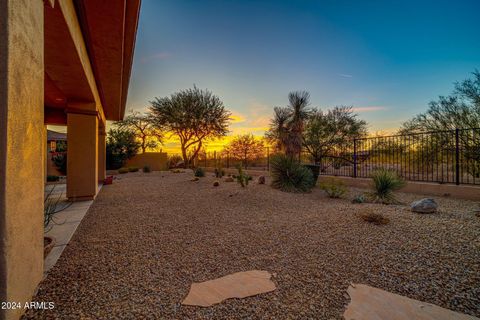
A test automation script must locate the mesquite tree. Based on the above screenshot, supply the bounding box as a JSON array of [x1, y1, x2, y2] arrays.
[[116, 110, 163, 153], [224, 134, 265, 167], [149, 86, 231, 168], [303, 106, 367, 164]]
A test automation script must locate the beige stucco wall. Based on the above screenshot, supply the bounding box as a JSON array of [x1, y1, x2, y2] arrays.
[[0, 1, 45, 319], [98, 131, 106, 181], [126, 153, 168, 171]]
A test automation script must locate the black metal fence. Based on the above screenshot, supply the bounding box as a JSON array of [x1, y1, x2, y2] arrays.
[[186, 128, 480, 185]]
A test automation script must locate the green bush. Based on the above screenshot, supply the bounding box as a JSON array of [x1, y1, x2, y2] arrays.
[[369, 168, 406, 204], [143, 165, 151, 173], [46, 175, 60, 182], [194, 167, 205, 177], [319, 177, 347, 198], [270, 154, 314, 193], [52, 153, 67, 175], [128, 167, 139, 172], [352, 194, 366, 204], [118, 168, 129, 174], [303, 164, 320, 187]]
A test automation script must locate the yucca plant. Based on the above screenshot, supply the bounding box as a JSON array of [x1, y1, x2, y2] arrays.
[[270, 154, 314, 193], [369, 168, 405, 204]]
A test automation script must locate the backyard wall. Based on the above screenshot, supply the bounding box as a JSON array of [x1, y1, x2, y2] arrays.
[[126, 152, 168, 171], [202, 167, 480, 201]]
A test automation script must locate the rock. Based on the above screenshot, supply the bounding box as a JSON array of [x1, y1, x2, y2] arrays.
[[213, 181, 220, 187], [224, 177, 234, 182], [411, 198, 438, 213], [182, 270, 276, 307], [258, 176, 266, 184]]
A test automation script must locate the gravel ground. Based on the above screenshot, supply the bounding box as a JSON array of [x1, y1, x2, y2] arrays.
[[26, 171, 480, 319]]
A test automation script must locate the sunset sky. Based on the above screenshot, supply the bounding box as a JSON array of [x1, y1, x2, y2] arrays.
[[55, 0, 480, 154]]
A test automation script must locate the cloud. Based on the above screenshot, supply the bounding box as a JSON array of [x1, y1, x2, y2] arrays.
[[140, 52, 171, 63], [352, 106, 387, 113], [338, 73, 353, 78], [230, 113, 246, 124]]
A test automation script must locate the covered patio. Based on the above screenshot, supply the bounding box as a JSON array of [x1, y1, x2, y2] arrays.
[[0, 1, 140, 319]]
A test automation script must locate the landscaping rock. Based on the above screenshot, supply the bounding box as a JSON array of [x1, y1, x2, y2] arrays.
[[411, 198, 438, 213], [258, 176, 266, 184], [213, 181, 220, 187], [224, 177, 234, 182]]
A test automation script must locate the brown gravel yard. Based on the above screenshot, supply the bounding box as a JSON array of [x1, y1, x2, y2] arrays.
[[26, 171, 480, 319]]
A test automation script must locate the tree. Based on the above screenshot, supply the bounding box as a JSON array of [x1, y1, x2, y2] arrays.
[[116, 110, 162, 153], [400, 70, 480, 133], [266, 91, 312, 157], [106, 128, 140, 170], [303, 106, 367, 164], [400, 71, 480, 178], [149, 86, 231, 167], [224, 134, 265, 166]]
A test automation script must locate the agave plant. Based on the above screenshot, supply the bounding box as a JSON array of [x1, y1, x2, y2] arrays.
[[369, 168, 406, 204], [270, 154, 314, 193]]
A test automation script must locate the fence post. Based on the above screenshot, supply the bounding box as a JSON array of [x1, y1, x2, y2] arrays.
[[214, 150, 217, 168], [204, 151, 207, 168], [227, 153, 230, 168], [267, 147, 270, 171], [353, 139, 357, 178], [455, 128, 460, 185]]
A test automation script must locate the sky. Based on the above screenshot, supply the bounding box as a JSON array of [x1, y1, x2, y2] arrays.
[[124, 0, 480, 152]]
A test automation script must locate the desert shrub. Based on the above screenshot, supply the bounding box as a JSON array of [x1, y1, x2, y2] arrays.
[[352, 194, 366, 204], [143, 165, 151, 173], [270, 154, 314, 193], [360, 211, 390, 225], [319, 177, 347, 198], [214, 167, 225, 178], [47, 175, 59, 182], [194, 167, 205, 177], [128, 167, 139, 172], [167, 154, 184, 169], [303, 164, 320, 187], [369, 168, 406, 204], [236, 165, 251, 188], [44, 185, 71, 231], [118, 168, 129, 174], [52, 153, 67, 175]]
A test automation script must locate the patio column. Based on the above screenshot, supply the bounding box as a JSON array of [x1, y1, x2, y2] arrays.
[[98, 126, 106, 182], [0, 0, 44, 319], [67, 107, 98, 201]]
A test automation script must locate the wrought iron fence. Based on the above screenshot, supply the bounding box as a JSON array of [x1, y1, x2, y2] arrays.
[[178, 128, 480, 185]]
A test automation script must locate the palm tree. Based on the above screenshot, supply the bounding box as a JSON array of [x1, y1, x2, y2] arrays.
[[266, 91, 311, 158]]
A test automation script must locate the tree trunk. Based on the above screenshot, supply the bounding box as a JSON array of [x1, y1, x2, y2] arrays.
[[181, 146, 189, 168]]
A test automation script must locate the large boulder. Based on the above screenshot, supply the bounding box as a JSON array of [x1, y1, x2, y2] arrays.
[[411, 198, 438, 213], [224, 177, 234, 182]]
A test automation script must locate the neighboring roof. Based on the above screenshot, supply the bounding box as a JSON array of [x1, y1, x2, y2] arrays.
[[47, 130, 67, 141]]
